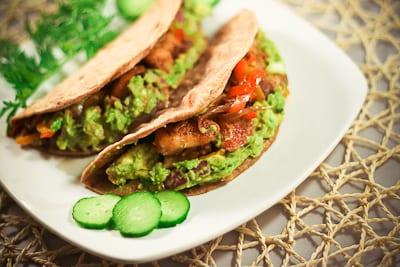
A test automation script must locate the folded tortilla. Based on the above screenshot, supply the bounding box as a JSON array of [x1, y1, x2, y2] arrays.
[[81, 9, 289, 196], [8, 0, 209, 156]]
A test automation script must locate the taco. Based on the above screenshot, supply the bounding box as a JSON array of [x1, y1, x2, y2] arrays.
[[80, 9, 289, 196], [7, 0, 209, 156]]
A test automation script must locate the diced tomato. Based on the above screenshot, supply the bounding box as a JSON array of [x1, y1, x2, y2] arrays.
[[36, 123, 56, 139], [233, 58, 248, 82], [174, 28, 185, 43], [15, 133, 40, 146]]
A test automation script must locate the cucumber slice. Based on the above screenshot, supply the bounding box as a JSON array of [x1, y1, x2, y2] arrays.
[[113, 192, 161, 237], [72, 194, 121, 229], [116, 0, 156, 20], [155, 190, 190, 228]]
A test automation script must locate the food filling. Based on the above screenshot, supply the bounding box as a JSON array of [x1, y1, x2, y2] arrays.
[[105, 31, 289, 192], [14, 3, 207, 154]]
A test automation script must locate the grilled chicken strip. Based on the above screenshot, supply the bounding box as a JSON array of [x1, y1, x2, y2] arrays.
[[154, 118, 220, 156]]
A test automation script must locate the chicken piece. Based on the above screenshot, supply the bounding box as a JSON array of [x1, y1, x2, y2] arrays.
[[144, 47, 174, 72], [154, 119, 220, 156], [144, 31, 181, 72]]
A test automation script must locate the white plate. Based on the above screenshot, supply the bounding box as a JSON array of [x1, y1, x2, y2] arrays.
[[0, 0, 367, 263]]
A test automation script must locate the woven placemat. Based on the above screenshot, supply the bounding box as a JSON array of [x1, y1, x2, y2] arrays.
[[0, 0, 399, 266]]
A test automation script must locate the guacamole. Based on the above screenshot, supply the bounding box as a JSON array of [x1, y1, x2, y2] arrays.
[[106, 91, 285, 191]]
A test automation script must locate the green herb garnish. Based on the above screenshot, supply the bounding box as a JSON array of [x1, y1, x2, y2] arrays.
[[0, 0, 120, 127]]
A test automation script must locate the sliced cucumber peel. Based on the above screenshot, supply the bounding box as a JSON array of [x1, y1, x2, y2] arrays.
[[155, 190, 190, 228], [72, 194, 121, 229], [112, 192, 162, 237]]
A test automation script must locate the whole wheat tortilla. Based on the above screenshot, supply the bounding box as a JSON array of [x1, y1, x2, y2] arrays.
[[80, 9, 263, 195], [9, 0, 182, 137]]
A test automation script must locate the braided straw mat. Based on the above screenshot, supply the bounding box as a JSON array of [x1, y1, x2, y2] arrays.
[[0, 0, 399, 266]]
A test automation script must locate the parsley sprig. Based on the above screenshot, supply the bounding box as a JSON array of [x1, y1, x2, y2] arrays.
[[0, 0, 120, 126]]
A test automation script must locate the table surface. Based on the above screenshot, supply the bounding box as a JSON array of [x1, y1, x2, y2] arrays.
[[0, 0, 399, 266]]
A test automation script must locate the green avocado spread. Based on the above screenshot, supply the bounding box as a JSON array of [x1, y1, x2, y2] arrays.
[[40, 2, 207, 152], [105, 31, 288, 192]]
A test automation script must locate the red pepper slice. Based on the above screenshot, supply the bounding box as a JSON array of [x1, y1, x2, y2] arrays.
[[40, 132, 55, 138], [36, 123, 56, 139], [15, 133, 40, 146], [227, 84, 252, 98], [247, 68, 266, 88], [227, 95, 251, 113], [233, 58, 248, 82], [228, 56, 268, 114], [242, 110, 258, 120], [248, 90, 257, 102]]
